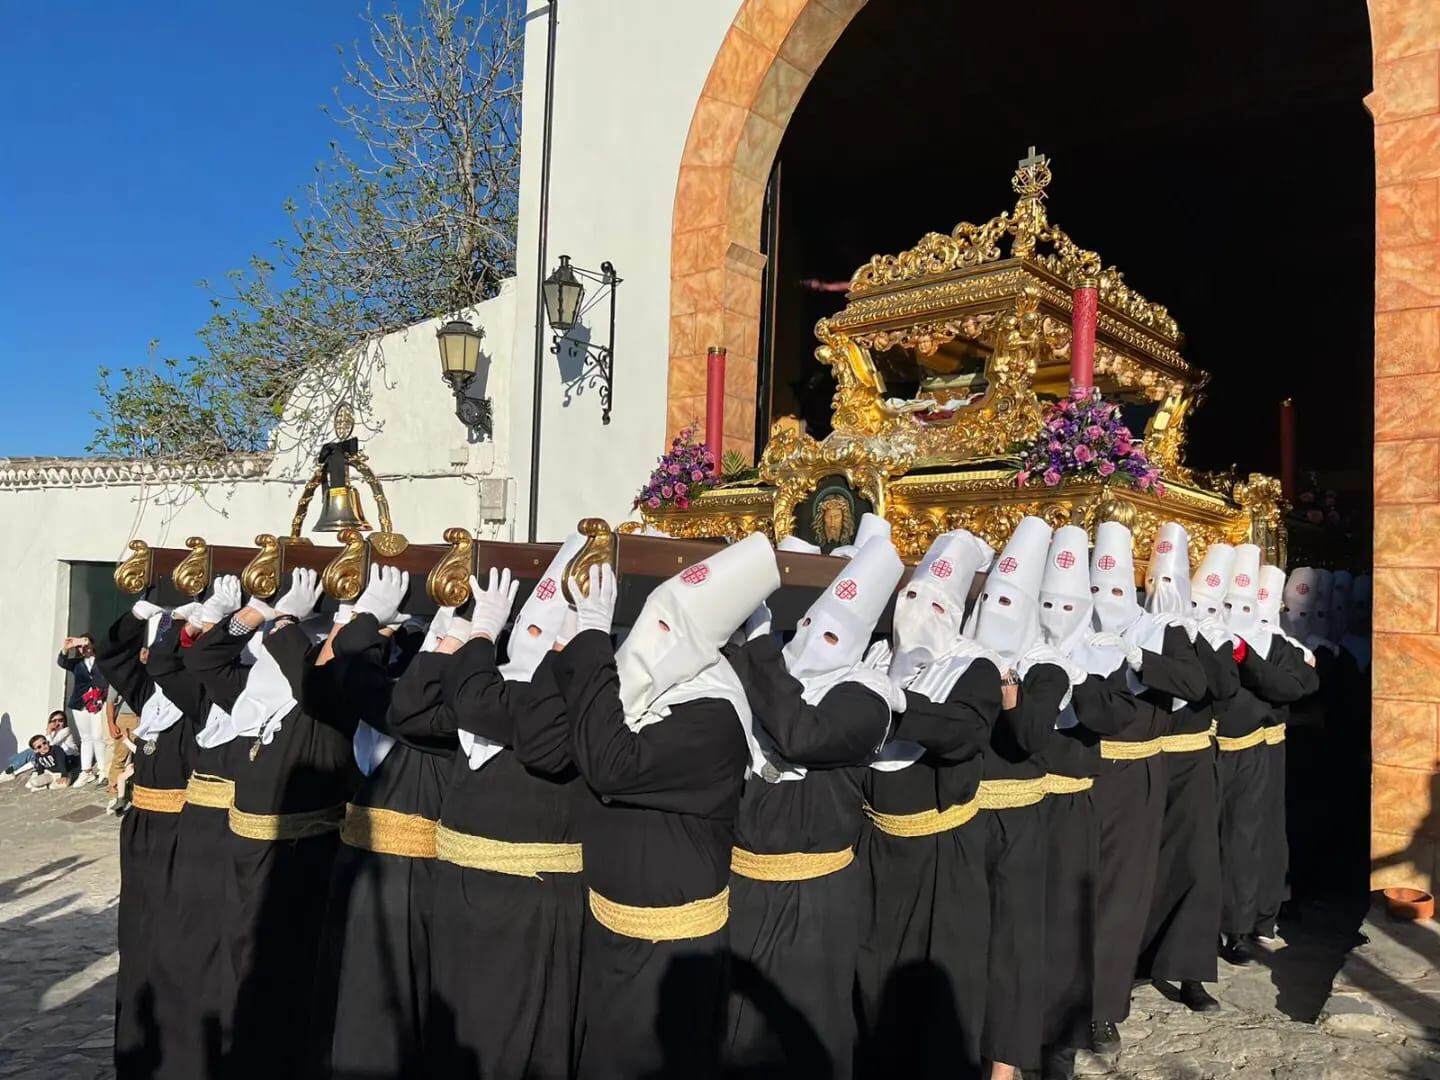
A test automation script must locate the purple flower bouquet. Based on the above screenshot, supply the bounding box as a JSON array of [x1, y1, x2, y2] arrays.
[[1013, 388, 1165, 494], [634, 423, 718, 512]]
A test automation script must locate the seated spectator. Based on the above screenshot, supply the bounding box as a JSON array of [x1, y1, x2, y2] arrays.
[[2, 748, 36, 780], [25, 734, 73, 791], [46, 711, 79, 756]]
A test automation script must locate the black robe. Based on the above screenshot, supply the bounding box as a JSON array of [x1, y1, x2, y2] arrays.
[[1215, 639, 1312, 937], [1253, 637, 1320, 936], [1091, 625, 1206, 1023], [979, 662, 1069, 1071], [721, 636, 891, 1080], [1138, 634, 1236, 984], [421, 637, 585, 1080], [94, 615, 194, 1080], [1033, 669, 1129, 1053], [309, 615, 454, 1080], [189, 617, 357, 1080], [855, 658, 1000, 1080], [553, 629, 751, 1080]]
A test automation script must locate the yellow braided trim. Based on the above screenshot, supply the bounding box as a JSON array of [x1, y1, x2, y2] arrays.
[[185, 773, 234, 809], [976, 777, 1048, 809], [1216, 728, 1268, 752], [1100, 737, 1165, 761], [864, 797, 979, 837], [588, 886, 729, 942], [730, 846, 854, 882], [1043, 774, 1095, 795], [342, 804, 438, 859], [1161, 730, 1215, 753], [228, 803, 344, 842], [435, 823, 582, 878], [131, 785, 186, 814], [1264, 723, 1287, 745]]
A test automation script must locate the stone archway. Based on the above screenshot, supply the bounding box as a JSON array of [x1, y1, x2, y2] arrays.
[[669, 0, 1440, 890]]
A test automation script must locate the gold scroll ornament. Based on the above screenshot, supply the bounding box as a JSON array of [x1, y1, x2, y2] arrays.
[[562, 518, 617, 603], [427, 528, 474, 607], [322, 528, 370, 602], [172, 537, 212, 598], [240, 534, 314, 601], [114, 540, 154, 595]]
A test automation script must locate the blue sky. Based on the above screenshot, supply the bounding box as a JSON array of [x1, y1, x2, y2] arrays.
[[0, 3, 387, 457]]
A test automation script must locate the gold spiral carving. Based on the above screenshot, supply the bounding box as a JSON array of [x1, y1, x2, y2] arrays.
[[172, 537, 212, 598], [241, 535, 282, 600], [427, 527, 474, 607], [323, 528, 369, 602], [114, 540, 153, 595], [563, 519, 616, 604]]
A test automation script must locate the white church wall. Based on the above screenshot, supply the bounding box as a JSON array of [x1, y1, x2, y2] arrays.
[[512, 0, 738, 540]]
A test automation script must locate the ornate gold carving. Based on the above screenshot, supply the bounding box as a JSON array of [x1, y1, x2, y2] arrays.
[[616, 521, 644, 534], [369, 531, 408, 558], [172, 537, 211, 598], [564, 519, 616, 603], [323, 529, 369, 602], [241, 535, 283, 600], [847, 153, 1179, 344], [114, 540, 153, 595], [812, 494, 856, 547], [427, 528, 474, 607], [1233, 473, 1288, 566]]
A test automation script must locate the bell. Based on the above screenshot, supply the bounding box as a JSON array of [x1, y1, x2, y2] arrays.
[[314, 485, 371, 532]]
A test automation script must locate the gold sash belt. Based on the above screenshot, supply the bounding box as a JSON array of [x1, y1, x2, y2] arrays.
[[435, 823, 582, 878], [1043, 774, 1095, 795], [588, 886, 729, 942], [1216, 728, 1267, 753], [185, 773, 234, 809], [976, 777, 1048, 809], [342, 804, 438, 859], [228, 803, 345, 842], [731, 846, 854, 882], [131, 785, 187, 814], [1264, 723, 1287, 745], [864, 797, 979, 837], [1161, 730, 1215, 753], [1100, 737, 1165, 761]]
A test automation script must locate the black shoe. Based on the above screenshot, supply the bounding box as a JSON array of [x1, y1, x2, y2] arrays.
[[1090, 1020, 1121, 1054], [1179, 980, 1220, 1013], [1222, 934, 1255, 966]]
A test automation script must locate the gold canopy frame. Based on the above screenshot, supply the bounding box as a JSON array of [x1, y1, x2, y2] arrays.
[[642, 151, 1285, 576]]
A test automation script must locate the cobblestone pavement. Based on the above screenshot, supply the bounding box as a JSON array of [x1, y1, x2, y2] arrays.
[[2, 772, 1439, 1079]]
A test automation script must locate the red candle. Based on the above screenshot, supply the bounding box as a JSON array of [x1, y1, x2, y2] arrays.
[[706, 346, 727, 462], [1070, 281, 1098, 392], [1280, 398, 1296, 499]]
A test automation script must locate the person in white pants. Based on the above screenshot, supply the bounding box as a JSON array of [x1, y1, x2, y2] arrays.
[[58, 634, 109, 787]]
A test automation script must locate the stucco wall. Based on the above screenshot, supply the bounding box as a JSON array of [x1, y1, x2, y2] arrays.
[[512, 0, 740, 539]]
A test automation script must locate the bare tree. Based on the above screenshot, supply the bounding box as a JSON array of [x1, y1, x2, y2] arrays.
[[93, 0, 524, 465]]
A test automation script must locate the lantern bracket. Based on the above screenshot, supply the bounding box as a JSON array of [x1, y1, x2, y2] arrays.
[[546, 258, 621, 424]]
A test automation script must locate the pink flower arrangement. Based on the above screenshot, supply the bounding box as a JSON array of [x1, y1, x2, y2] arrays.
[[634, 424, 718, 512], [1014, 388, 1165, 494]]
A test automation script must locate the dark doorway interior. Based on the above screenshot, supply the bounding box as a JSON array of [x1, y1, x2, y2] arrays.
[[762, 0, 1373, 560]]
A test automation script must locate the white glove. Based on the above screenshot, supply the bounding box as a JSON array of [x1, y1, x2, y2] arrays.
[[353, 565, 409, 625], [427, 606, 455, 647], [468, 568, 520, 641], [1126, 644, 1145, 672], [575, 564, 618, 636], [275, 567, 323, 620], [862, 640, 892, 671], [131, 600, 165, 622], [743, 603, 772, 642], [554, 607, 579, 649], [200, 576, 242, 626], [444, 616, 473, 642], [333, 603, 355, 627], [172, 602, 202, 628]]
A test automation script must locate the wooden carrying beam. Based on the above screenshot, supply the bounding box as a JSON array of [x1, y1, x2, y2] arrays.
[[114, 524, 863, 632]]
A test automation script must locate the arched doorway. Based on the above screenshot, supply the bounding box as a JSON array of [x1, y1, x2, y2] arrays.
[[668, 0, 1440, 893]]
